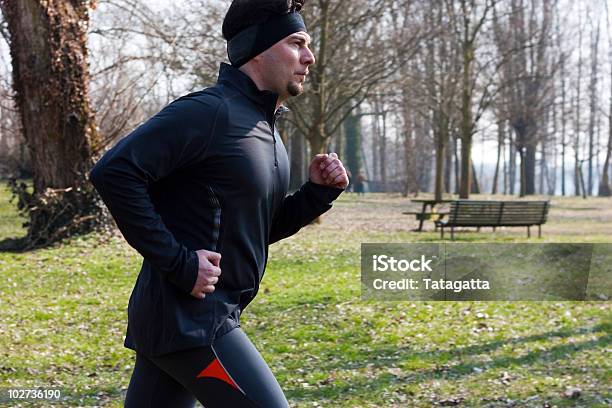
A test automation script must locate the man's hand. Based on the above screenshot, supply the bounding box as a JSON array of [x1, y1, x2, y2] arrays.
[[191, 249, 222, 299], [308, 152, 349, 189]]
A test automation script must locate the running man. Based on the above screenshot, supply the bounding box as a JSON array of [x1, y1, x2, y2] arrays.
[[89, 0, 348, 407]]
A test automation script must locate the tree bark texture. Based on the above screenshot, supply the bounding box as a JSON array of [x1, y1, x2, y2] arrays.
[[0, 0, 104, 248], [1, 0, 98, 191]]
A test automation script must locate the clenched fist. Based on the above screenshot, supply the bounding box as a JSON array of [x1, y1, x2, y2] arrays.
[[191, 249, 222, 299], [308, 152, 349, 189]]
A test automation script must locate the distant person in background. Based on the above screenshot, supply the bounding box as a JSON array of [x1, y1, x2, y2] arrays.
[[354, 171, 367, 196]]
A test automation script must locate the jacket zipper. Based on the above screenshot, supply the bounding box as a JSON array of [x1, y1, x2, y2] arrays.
[[270, 115, 279, 168], [273, 133, 278, 168]]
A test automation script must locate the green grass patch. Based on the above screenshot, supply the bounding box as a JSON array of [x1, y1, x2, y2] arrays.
[[0, 184, 610, 407]]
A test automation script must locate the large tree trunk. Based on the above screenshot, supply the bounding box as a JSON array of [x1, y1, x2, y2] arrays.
[[434, 128, 446, 202], [459, 132, 472, 199], [289, 130, 305, 191], [509, 134, 516, 195], [492, 119, 505, 194], [402, 103, 415, 197], [397, 22, 418, 197], [0, 0, 103, 249], [308, 129, 327, 155], [470, 160, 480, 194], [433, 109, 449, 201], [444, 135, 452, 195], [458, 39, 473, 200], [588, 18, 600, 196], [518, 147, 527, 197], [578, 163, 587, 199], [371, 100, 380, 185], [343, 110, 362, 181], [525, 143, 536, 195], [2, 0, 97, 190], [574, 150, 581, 196]]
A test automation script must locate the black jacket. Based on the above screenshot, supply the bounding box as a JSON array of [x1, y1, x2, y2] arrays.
[[90, 63, 343, 356]]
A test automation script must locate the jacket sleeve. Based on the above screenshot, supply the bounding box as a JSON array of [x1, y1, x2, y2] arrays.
[[269, 181, 344, 244], [89, 96, 227, 294]]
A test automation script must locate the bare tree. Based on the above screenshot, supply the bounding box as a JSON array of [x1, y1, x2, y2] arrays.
[[286, 0, 423, 158], [587, 5, 600, 196], [493, 0, 556, 197], [424, 2, 460, 201], [574, 3, 585, 197], [491, 109, 506, 194], [452, 0, 496, 198], [555, 6, 568, 196], [88, 0, 226, 153]]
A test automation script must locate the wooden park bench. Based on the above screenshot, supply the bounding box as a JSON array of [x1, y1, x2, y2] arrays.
[[435, 200, 550, 240]]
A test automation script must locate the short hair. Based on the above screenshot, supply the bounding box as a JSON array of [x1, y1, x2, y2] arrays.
[[222, 0, 306, 41]]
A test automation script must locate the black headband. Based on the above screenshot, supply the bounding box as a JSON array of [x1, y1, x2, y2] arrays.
[[227, 12, 307, 68]]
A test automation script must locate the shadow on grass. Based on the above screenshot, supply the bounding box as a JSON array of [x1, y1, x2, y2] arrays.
[[0, 230, 104, 253], [411, 228, 535, 242], [0, 235, 31, 252], [284, 322, 611, 401], [551, 206, 601, 211]]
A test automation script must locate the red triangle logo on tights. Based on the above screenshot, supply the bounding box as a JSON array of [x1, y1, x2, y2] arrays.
[[196, 358, 239, 390]]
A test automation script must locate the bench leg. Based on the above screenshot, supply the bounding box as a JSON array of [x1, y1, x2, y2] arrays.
[[493, 226, 496, 232], [527, 226, 531, 238], [417, 203, 427, 231], [440, 226, 444, 239], [538, 225, 542, 238], [451, 227, 455, 241]]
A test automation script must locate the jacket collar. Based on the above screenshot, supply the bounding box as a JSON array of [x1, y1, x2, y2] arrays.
[[217, 62, 287, 121]]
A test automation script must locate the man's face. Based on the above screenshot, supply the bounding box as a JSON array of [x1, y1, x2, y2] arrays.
[[258, 31, 315, 100]]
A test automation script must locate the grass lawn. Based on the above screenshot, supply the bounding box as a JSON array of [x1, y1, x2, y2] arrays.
[[0, 183, 610, 407]]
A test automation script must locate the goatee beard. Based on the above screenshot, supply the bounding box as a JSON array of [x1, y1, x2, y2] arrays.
[[287, 81, 303, 97]]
